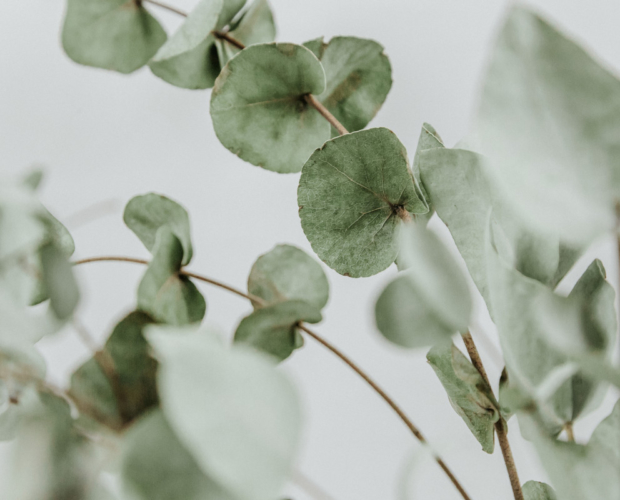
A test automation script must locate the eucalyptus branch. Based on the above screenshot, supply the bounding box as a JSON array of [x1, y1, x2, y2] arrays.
[[142, 0, 349, 137], [461, 331, 524, 500], [73, 255, 473, 500]]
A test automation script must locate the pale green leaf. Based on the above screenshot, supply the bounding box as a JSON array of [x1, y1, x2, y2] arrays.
[[410, 123, 444, 226], [298, 127, 428, 277], [40, 243, 79, 321], [375, 224, 471, 348], [137, 227, 206, 326], [528, 400, 620, 500], [70, 311, 158, 430], [427, 342, 500, 453], [211, 43, 329, 173], [523, 481, 557, 500], [420, 148, 579, 310], [148, 327, 302, 500], [149, 0, 223, 89], [216, 0, 277, 67], [234, 300, 322, 361], [62, 0, 167, 74], [304, 36, 392, 135], [122, 410, 234, 500], [472, 6, 620, 244], [124, 193, 193, 265], [248, 244, 329, 310]]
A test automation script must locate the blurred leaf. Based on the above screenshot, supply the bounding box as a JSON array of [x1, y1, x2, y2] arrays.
[[148, 327, 302, 500], [472, 6, 620, 245], [248, 244, 329, 310], [40, 243, 79, 321], [375, 224, 471, 348], [124, 193, 193, 265], [70, 311, 158, 430], [211, 43, 329, 173], [122, 410, 234, 500], [137, 227, 206, 326], [420, 148, 580, 312], [62, 0, 166, 74], [527, 400, 620, 500], [523, 481, 557, 500], [298, 127, 428, 277], [216, 0, 277, 67], [427, 342, 500, 453], [303, 36, 392, 135], [234, 300, 321, 361], [149, 0, 223, 89]]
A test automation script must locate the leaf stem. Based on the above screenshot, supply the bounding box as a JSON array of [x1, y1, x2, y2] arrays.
[[304, 94, 349, 136], [563, 422, 575, 442], [73, 255, 473, 500], [213, 30, 247, 50], [461, 331, 523, 500]]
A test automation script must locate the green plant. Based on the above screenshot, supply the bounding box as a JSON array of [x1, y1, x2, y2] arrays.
[[1, 1, 619, 500]]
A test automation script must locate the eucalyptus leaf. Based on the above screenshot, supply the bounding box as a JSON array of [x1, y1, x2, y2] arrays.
[[122, 410, 234, 500], [148, 327, 302, 500], [527, 400, 620, 500], [420, 148, 580, 310], [215, 0, 277, 67], [137, 227, 206, 326], [303, 36, 392, 135], [523, 481, 557, 500], [124, 193, 193, 265], [427, 342, 500, 453], [375, 224, 471, 348], [472, 6, 620, 245], [298, 127, 428, 277], [211, 43, 329, 173], [410, 123, 444, 226], [62, 0, 167, 74], [248, 244, 329, 310], [234, 300, 322, 361], [39, 243, 79, 321], [149, 0, 223, 89], [70, 311, 158, 430]]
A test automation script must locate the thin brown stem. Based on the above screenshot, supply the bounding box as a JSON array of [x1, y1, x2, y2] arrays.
[[213, 30, 246, 50], [141, 0, 187, 17], [72, 256, 264, 305], [301, 324, 472, 500], [461, 331, 523, 500], [563, 422, 575, 442], [74, 255, 472, 498], [304, 94, 349, 136]]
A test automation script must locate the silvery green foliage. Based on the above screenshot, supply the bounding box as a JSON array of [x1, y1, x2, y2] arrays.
[[375, 223, 471, 348]]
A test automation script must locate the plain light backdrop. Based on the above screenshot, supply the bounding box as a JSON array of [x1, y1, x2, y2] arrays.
[[2, 0, 620, 498]]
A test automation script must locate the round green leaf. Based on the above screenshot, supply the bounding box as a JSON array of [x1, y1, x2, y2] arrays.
[[234, 300, 322, 361], [147, 328, 302, 500], [298, 127, 428, 277], [248, 244, 329, 310], [149, 0, 223, 89], [303, 36, 392, 135], [523, 481, 557, 500], [137, 228, 206, 326], [62, 0, 167, 74], [124, 193, 193, 265], [122, 410, 234, 500], [211, 43, 329, 173]]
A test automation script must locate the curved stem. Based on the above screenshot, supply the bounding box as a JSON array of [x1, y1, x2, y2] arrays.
[[74, 255, 473, 500], [300, 324, 472, 500], [461, 331, 523, 500]]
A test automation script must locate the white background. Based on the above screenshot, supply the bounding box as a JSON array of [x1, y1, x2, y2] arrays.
[[2, 0, 620, 498]]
